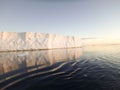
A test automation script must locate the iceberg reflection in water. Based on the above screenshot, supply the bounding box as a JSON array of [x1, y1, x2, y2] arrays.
[[0, 48, 82, 90], [1, 45, 120, 90]]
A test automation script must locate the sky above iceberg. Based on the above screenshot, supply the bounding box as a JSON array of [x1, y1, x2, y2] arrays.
[[0, 0, 120, 38]]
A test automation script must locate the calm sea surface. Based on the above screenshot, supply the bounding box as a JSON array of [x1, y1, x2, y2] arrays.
[[0, 45, 120, 90]]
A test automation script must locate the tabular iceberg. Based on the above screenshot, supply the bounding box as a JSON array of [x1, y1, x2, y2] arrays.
[[0, 32, 82, 51]]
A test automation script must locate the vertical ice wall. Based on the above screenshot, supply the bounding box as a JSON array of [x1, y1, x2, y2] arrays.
[[0, 32, 82, 51], [0, 32, 26, 51]]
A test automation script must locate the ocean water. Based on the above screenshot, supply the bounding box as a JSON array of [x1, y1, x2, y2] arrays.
[[0, 45, 120, 90]]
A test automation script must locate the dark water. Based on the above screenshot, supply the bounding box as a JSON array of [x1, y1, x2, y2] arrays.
[[0, 45, 120, 90]]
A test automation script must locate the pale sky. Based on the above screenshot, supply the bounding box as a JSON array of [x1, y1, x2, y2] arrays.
[[0, 0, 120, 38]]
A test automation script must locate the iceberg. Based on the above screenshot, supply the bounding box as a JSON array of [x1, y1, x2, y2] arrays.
[[0, 32, 82, 51]]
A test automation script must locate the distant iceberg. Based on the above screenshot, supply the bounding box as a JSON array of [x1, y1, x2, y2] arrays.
[[82, 38, 120, 46]]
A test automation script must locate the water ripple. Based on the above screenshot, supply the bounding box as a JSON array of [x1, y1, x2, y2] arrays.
[[1, 46, 120, 90]]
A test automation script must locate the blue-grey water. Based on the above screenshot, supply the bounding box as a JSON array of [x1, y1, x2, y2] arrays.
[[0, 45, 120, 90]]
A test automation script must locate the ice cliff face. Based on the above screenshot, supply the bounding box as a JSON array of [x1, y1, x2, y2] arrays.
[[0, 32, 82, 51]]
